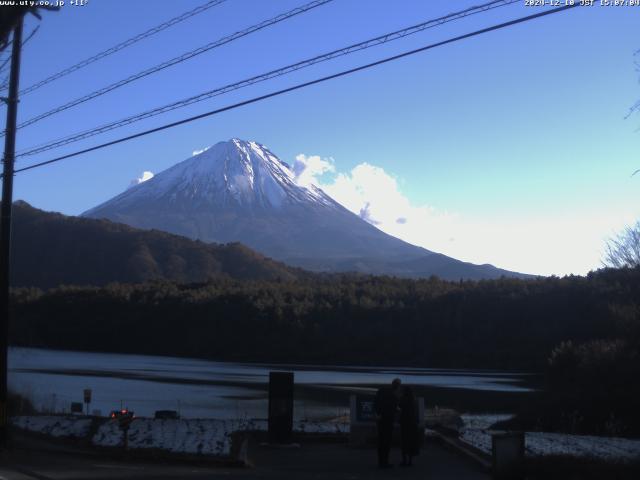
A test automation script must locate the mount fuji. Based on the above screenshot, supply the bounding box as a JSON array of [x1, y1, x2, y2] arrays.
[[83, 139, 528, 280]]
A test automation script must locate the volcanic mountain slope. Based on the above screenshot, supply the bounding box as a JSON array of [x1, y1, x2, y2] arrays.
[[83, 139, 530, 280], [10, 201, 302, 289]]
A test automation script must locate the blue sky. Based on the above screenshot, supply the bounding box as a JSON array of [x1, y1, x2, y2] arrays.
[[7, 0, 640, 276]]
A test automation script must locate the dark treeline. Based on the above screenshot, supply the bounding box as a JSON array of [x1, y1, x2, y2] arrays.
[[9, 267, 640, 371]]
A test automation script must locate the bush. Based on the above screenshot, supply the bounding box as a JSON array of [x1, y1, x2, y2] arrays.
[[546, 339, 640, 435], [7, 391, 36, 416]]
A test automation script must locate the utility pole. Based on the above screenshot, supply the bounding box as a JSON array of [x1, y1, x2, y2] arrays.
[[0, 16, 23, 449]]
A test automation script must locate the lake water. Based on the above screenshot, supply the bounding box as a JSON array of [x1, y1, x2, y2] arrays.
[[9, 347, 533, 419]]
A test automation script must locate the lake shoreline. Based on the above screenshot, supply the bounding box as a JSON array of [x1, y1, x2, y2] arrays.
[[9, 347, 535, 419]]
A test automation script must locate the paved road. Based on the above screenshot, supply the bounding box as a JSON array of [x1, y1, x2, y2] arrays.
[[0, 440, 490, 480], [250, 439, 491, 480]]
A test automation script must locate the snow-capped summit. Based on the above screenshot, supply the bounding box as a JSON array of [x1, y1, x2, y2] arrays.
[[83, 139, 528, 280], [87, 139, 336, 214]]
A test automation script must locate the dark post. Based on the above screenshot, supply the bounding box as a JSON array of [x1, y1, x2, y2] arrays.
[[268, 371, 294, 443], [83, 388, 92, 416], [0, 16, 23, 449], [119, 416, 132, 451], [492, 431, 525, 480]]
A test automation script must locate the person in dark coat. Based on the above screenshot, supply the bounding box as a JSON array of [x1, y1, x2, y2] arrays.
[[399, 386, 420, 466], [374, 378, 402, 468]]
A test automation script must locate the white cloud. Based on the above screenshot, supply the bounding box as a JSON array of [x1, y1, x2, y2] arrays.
[[320, 163, 444, 231], [129, 171, 154, 188], [295, 157, 461, 260], [192, 146, 211, 156], [293, 153, 638, 276], [292, 154, 335, 187]]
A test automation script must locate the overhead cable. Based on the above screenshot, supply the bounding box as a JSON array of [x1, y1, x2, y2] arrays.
[[12, 4, 579, 176], [16, 0, 518, 157], [9, 0, 228, 96], [7, 0, 334, 135]]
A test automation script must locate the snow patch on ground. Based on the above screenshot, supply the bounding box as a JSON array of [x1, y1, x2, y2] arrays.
[[459, 414, 640, 462], [92, 418, 348, 456], [93, 419, 239, 456], [13, 416, 349, 458], [523, 432, 640, 461], [461, 414, 513, 431], [294, 420, 349, 434], [11, 415, 92, 438]]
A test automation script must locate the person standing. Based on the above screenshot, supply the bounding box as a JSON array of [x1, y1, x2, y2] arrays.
[[374, 378, 402, 468], [399, 386, 420, 466]]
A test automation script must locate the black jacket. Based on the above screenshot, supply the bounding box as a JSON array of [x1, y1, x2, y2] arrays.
[[374, 387, 397, 422]]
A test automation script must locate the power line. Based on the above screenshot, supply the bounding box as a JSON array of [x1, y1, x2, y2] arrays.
[[7, 0, 334, 136], [1, 0, 228, 97], [17, 0, 519, 158], [0, 55, 12, 78], [12, 4, 579, 176], [0, 25, 38, 81]]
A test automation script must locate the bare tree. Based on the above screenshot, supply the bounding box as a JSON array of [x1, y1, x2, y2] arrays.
[[604, 221, 640, 268], [603, 51, 640, 269], [607, 52, 640, 268], [627, 49, 640, 120]]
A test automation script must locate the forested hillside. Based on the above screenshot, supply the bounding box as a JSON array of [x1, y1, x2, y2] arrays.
[[10, 201, 302, 288], [10, 267, 640, 371]]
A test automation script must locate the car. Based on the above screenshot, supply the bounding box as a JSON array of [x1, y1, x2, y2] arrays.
[[110, 409, 134, 419], [154, 410, 180, 420]]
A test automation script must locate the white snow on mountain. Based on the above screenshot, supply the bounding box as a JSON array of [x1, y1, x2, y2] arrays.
[[87, 139, 338, 215]]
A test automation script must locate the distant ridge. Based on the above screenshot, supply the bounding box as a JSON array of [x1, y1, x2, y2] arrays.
[[10, 201, 302, 289]]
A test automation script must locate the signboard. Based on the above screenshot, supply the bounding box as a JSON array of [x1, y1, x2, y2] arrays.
[[268, 371, 294, 443], [349, 394, 426, 425], [349, 393, 426, 447], [71, 402, 83, 413], [349, 394, 378, 447], [354, 395, 376, 423], [83, 389, 92, 404]]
